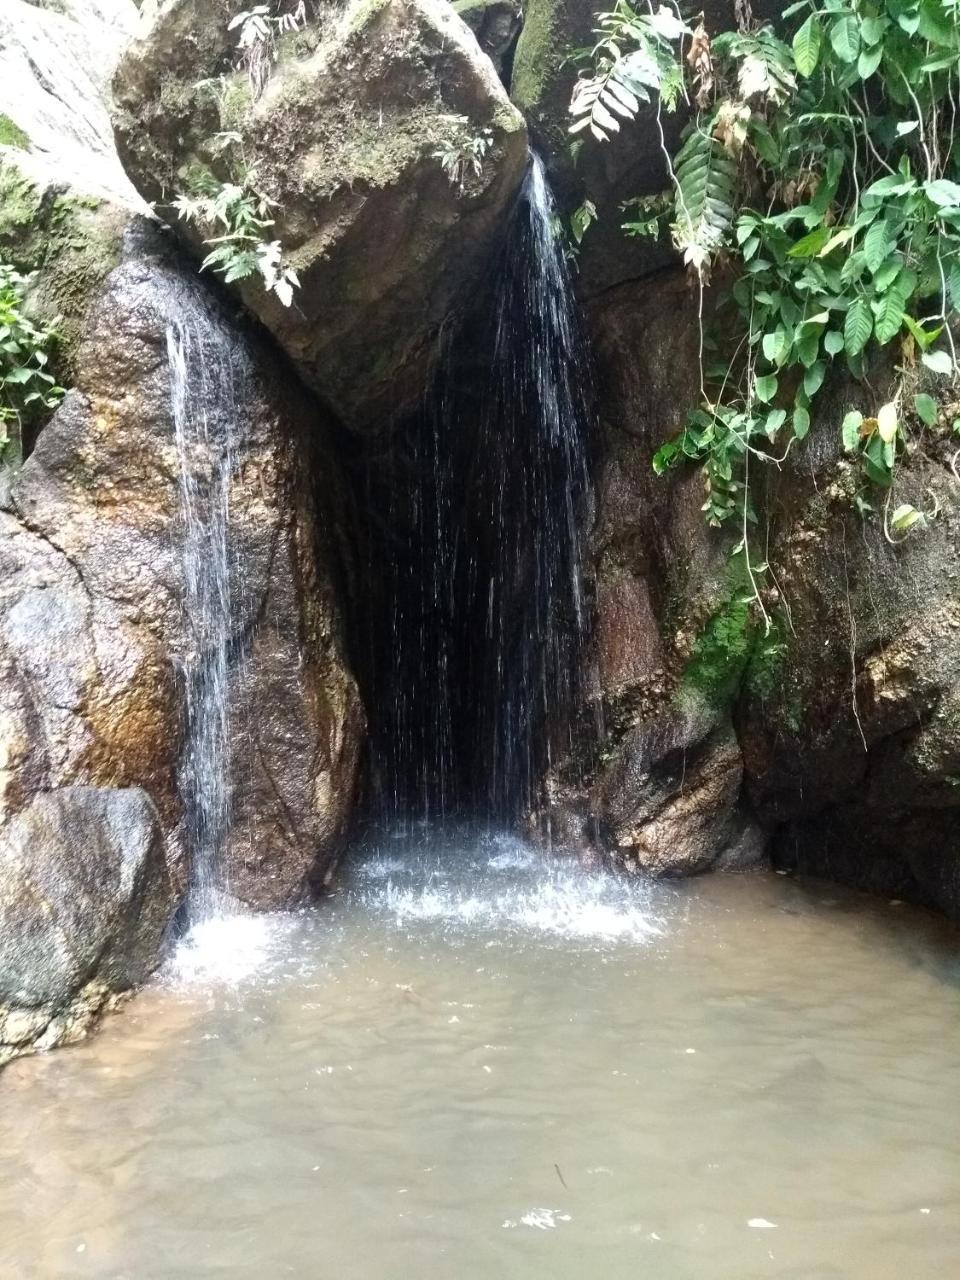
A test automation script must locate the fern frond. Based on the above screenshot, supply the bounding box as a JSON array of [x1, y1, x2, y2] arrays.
[[670, 123, 740, 273]]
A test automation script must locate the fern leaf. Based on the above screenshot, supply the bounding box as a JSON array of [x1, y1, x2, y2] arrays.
[[670, 125, 739, 272]]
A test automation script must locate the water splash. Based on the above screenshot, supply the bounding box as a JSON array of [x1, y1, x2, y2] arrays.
[[167, 315, 249, 924]]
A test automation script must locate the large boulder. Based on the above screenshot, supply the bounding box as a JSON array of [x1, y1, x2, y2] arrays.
[[112, 0, 528, 430], [2, 222, 365, 908], [0, 786, 175, 1067]]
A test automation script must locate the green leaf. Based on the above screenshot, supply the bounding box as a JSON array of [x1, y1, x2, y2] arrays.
[[873, 291, 906, 344], [793, 406, 811, 439], [793, 14, 822, 76], [804, 361, 826, 397], [788, 226, 833, 257], [857, 44, 883, 78], [891, 503, 923, 532], [860, 15, 886, 44], [924, 179, 960, 208], [824, 330, 844, 356], [841, 410, 863, 451], [877, 401, 898, 442], [829, 15, 860, 62], [914, 393, 937, 425], [844, 298, 872, 356], [764, 408, 787, 438], [754, 373, 778, 403], [762, 329, 789, 365], [922, 349, 954, 375], [863, 220, 892, 273], [652, 440, 680, 474]]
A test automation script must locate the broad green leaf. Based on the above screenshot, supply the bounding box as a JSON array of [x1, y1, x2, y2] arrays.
[[764, 408, 787, 438], [762, 329, 789, 365], [824, 330, 844, 356], [914, 393, 937, 425], [788, 226, 833, 257], [652, 441, 680, 474], [863, 220, 892, 273], [829, 15, 860, 62], [877, 401, 898, 442], [804, 361, 826, 396], [793, 14, 822, 76], [857, 45, 883, 78], [841, 410, 863, 451], [891, 503, 923, 532], [873, 291, 906, 344], [754, 373, 778, 403], [818, 227, 855, 256], [924, 179, 960, 207], [844, 298, 872, 356], [922, 349, 954, 375], [793, 406, 811, 439], [860, 15, 886, 44]]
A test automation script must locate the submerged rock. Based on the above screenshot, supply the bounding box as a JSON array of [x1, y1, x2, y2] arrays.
[[113, 0, 528, 431], [2, 223, 364, 909], [0, 786, 174, 1067]]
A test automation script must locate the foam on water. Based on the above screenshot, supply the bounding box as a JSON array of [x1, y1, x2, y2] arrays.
[[166, 911, 293, 986], [351, 829, 663, 945]]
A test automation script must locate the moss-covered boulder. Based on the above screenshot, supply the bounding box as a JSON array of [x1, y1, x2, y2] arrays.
[[113, 0, 528, 431], [0, 0, 149, 425]]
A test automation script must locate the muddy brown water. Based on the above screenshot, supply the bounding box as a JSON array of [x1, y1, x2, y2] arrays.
[[1, 828, 958, 1279]]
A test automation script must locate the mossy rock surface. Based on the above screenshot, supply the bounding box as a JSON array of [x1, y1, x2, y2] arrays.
[[113, 0, 528, 432]]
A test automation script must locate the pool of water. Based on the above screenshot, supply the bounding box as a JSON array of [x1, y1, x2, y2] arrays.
[[2, 827, 959, 1279]]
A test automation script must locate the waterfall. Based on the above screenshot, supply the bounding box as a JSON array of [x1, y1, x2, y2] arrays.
[[167, 312, 249, 923], [355, 153, 594, 826]]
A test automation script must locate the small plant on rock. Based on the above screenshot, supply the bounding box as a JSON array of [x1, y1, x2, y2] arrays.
[[0, 263, 64, 458], [434, 117, 494, 192], [172, 174, 300, 306], [229, 1, 307, 97]]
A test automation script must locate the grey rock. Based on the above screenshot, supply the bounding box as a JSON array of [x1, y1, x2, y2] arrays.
[[0, 786, 174, 1065]]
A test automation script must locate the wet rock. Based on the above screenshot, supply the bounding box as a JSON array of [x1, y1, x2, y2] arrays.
[[4, 224, 364, 908], [113, 0, 528, 431], [0, 786, 174, 1067], [737, 432, 960, 920]]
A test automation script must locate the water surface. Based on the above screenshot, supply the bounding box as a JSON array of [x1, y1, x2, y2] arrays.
[[2, 829, 958, 1279]]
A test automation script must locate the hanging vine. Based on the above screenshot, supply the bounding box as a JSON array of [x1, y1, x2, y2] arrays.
[[570, 0, 960, 553]]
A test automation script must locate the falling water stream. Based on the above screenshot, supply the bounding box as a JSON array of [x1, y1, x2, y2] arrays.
[[167, 311, 250, 925], [2, 164, 958, 1277]]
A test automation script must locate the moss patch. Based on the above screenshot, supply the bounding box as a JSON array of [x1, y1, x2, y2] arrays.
[[0, 116, 30, 151], [510, 0, 562, 111]]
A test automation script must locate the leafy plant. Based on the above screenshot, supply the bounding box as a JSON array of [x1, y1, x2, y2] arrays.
[[433, 118, 494, 191], [172, 175, 300, 307], [229, 1, 306, 97], [570, 0, 960, 561], [0, 263, 64, 457]]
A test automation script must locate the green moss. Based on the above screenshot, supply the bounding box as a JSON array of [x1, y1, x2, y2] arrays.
[[510, 0, 562, 111], [218, 75, 254, 131], [681, 595, 754, 710], [0, 116, 30, 151], [0, 163, 44, 246]]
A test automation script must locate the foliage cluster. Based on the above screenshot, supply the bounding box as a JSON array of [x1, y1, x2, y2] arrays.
[[570, 0, 960, 545], [0, 263, 64, 457], [172, 162, 300, 307], [229, 2, 307, 97], [433, 117, 494, 191]]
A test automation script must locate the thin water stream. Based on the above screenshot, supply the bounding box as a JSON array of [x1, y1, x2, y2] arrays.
[[1, 832, 958, 1279]]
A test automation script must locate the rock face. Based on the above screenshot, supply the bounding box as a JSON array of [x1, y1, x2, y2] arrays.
[[0, 0, 149, 405], [737, 423, 960, 920], [112, 0, 528, 430], [547, 273, 766, 877], [2, 223, 364, 909], [0, 787, 174, 1067]]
